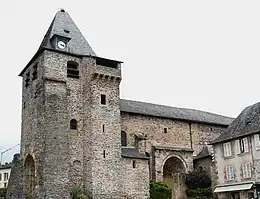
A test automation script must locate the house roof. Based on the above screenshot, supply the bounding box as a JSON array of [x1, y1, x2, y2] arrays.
[[194, 145, 213, 160], [212, 102, 260, 144], [121, 147, 149, 160], [120, 99, 233, 126], [0, 163, 12, 170]]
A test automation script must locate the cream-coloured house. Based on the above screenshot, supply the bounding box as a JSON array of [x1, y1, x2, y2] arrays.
[[0, 163, 11, 188], [212, 102, 260, 199]]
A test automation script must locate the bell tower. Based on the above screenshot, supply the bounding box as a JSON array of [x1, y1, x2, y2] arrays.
[[14, 9, 124, 199]]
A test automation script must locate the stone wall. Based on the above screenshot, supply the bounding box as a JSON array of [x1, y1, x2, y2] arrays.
[[121, 113, 226, 156], [121, 158, 150, 199], [6, 155, 24, 199]]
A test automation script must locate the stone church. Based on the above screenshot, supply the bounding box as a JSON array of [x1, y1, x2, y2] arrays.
[[7, 10, 233, 199]]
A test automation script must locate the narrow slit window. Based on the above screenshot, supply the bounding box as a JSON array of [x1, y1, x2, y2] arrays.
[[32, 63, 38, 80], [67, 61, 79, 78], [164, 128, 167, 133], [121, 131, 127, 146], [101, 94, 106, 105], [70, 119, 77, 130], [25, 72, 30, 87], [133, 160, 136, 168], [103, 150, 106, 158]]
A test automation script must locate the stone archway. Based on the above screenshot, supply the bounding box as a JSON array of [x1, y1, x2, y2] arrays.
[[162, 156, 186, 199], [24, 154, 36, 199]]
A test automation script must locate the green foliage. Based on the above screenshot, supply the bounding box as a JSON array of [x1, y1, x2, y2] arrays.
[[150, 181, 172, 199], [70, 188, 88, 199], [0, 188, 7, 199], [185, 170, 211, 189], [185, 169, 212, 197], [186, 187, 212, 197]]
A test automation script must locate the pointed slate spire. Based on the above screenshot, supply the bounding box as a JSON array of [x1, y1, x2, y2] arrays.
[[39, 9, 96, 56]]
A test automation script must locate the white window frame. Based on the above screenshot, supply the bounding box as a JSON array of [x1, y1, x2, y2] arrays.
[[242, 163, 251, 179], [4, 173, 8, 181], [223, 142, 232, 157], [236, 137, 249, 154], [242, 137, 249, 153], [236, 139, 241, 154], [226, 165, 234, 181], [254, 134, 260, 151]]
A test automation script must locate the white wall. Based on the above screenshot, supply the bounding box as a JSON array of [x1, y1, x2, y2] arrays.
[[0, 168, 11, 188], [214, 137, 253, 185]]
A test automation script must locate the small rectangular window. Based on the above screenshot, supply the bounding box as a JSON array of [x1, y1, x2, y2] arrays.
[[164, 128, 167, 133], [133, 160, 136, 168], [101, 94, 106, 105], [67, 61, 79, 78], [4, 183, 7, 188], [102, 124, 105, 132], [103, 150, 106, 158]]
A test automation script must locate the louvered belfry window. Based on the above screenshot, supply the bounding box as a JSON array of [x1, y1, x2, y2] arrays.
[[67, 61, 79, 78]]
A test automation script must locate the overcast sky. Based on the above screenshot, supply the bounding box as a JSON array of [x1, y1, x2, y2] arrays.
[[1, 0, 260, 163]]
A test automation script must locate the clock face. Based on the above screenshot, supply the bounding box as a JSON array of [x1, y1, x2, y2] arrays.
[[57, 40, 66, 50]]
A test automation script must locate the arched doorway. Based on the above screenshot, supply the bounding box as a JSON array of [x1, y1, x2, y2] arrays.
[[163, 156, 186, 190], [24, 154, 36, 199]]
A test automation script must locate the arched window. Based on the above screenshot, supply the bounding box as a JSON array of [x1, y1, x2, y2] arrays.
[[70, 119, 77, 130], [24, 154, 36, 199], [121, 131, 127, 146]]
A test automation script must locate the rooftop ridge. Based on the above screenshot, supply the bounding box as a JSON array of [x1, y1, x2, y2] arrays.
[[120, 99, 234, 126]]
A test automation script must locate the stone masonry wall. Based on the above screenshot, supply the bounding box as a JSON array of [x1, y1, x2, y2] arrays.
[[20, 52, 46, 198], [82, 57, 124, 198], [121, 113, 225, 156], [121, 158, 150, 199]]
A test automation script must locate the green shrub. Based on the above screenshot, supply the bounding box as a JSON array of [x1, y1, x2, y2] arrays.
[[150, 181, 172, 199], [0, 188, 7, 199], [185, 170, 211, 189], [70, 188, 88, 199], [186, 187, 212, 197]]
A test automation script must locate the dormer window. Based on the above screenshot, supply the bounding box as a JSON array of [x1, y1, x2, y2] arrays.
[[67, 61, 79, 78]]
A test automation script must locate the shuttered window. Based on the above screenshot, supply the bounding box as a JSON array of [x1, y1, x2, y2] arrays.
[[242, 163, 251, 179], [254, 134, 260, 151], [236, 137, 249, 154], [236, 139, 241, 154], [223, 142, 232, 157], [226, 166, 234, 181]]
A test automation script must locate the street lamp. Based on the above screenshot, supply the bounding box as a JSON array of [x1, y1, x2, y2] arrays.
[[0, 144, 20, 165]]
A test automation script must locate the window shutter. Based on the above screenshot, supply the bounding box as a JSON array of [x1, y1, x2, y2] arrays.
[[242, 164, 246, 178], [236, 139, 241, 154], [247, 163, 251, 178], [227, 142, 232, 156], [230, 166, 234, 180], [243, 138, 249, 152], [254, 134, 260, 150], [225, 166, 229, 180], [223, 143, 227, 157]]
